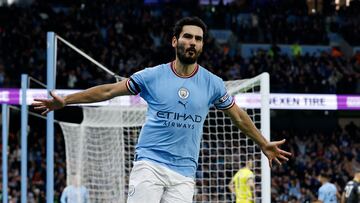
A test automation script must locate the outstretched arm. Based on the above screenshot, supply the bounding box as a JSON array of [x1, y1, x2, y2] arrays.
[[32, 79, 131, 115], [222, 104, 291, 168]]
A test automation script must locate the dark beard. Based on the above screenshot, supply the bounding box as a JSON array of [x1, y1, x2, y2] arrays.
[[176, 44, 201, 65]]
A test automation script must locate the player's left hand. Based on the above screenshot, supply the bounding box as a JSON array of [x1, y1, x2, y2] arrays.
[[261, 139, 291, 168]]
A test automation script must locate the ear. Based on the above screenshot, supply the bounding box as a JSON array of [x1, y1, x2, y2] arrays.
[[172, 36, 177, 48]]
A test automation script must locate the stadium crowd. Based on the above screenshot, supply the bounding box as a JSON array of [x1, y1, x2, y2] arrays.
[[271, 121, 360, 202], [0, 0, 360, 93], [1, 121, 66, 202], [1, 0, 360, 202]]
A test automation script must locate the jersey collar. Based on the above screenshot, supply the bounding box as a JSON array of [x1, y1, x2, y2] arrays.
[[170, 61, 199, 78]]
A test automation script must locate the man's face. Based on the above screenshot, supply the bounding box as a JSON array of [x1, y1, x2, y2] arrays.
[[172, 25, 204, 64], [73, 175, 81, 186], [317, 175, 324, 184]]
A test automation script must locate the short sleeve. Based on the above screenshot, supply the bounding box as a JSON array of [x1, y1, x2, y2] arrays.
[[248, 172, 255, 180], [318, 188, 325, 201], [126, 69, 149, 95], [212, 78, 235, 110]]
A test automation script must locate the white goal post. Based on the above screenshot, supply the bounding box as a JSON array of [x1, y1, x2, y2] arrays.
[[59, 72, 270, 203]]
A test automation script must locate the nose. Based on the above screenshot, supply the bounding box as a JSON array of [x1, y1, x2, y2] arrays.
[[189, 37, 196, 45]]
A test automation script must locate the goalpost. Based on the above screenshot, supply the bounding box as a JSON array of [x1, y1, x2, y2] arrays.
[[59, 73, 270, 203]]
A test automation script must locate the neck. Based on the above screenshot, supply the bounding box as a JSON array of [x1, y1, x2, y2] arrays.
[[174, 60, 197, 77], [354, 175, 360, 182]]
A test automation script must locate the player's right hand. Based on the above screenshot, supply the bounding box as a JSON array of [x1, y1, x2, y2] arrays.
[[32, 91, 66, 115]]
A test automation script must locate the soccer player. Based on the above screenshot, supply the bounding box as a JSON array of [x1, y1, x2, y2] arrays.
[[314, 172, 339, 203], [33, 16, 291, 203], [341, 169, 360, 203], [228, 158, 255, 203], [60, 175, 90, 203]]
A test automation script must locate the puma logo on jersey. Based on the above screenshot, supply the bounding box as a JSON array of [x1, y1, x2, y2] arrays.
[[178, 101, 188, 109]]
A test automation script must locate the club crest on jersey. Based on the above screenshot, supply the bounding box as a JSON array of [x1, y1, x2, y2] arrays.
[[178, 87, 189, 99]]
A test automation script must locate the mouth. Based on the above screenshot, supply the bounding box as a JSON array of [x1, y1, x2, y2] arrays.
[[187, 49, 196, 55]]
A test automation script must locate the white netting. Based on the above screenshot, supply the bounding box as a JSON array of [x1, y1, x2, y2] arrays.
[[59, 107, 146, 203], [60, 74, 269, 203], [195, 79, 264, 202]]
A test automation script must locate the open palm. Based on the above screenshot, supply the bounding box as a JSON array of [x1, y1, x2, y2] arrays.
[[32, 91, 66, 115], [261, 139, 292, 168]]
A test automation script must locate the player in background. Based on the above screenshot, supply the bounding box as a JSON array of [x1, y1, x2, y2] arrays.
[[314, 172, 340, 203], [60, 175, 90, 203], [32, 16, 291, 203], [228, 158, 255, 203], [341, 168, 360, 203]]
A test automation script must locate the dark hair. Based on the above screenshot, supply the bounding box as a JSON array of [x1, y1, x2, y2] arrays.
[[319, 172, 329, 179], [172, 16, 207, 39]]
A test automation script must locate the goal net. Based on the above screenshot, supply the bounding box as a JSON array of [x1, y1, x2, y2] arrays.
[[59, 73, 270, 203]]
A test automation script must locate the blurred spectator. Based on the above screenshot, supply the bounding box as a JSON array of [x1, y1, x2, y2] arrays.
[[291, 42, 302, 57], [341, 168, 360, 203], [60, 175, 90, 203], [314, 172, 339, 203], [331, 47, 343, 58]]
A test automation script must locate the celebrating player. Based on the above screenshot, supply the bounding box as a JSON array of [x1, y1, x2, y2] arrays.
[[33, 16, 291, 203]]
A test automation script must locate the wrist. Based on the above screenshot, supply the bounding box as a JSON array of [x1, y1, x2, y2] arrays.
[[258, 139, 269, 149], [63, 96, 68, 106]]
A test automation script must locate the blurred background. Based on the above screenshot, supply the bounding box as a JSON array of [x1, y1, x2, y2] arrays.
[[0, 0, 359, 202]]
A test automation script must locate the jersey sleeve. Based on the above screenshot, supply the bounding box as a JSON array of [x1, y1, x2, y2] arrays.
[[347, 183, 360, 202], [126, 68, 152, 96], [212, 77, 234, 110], [318, 188, 325, 201], [85, 187, 90, 203], [60, 187, 68, 203], [248, 171, 255, 180]]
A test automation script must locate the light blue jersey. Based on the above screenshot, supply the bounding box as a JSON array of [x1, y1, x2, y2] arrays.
[[127, 62, 234, 177], [318, 182, 338, 203], [60, 185, 90, 203]]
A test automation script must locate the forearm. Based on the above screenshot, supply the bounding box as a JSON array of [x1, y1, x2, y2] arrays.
[[340, 193, 345, 203], [230, 107, 268, 148], [65, 83, 118, 105], [228, 182, 235, 193], [225, 105, 291, 165]]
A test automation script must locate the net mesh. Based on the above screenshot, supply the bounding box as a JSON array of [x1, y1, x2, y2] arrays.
[[195, 80, 263, 202], [60, 77, 267, 203], [60, 107, 146, 203]]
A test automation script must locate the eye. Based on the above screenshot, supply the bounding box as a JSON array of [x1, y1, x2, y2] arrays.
[[183, 33, 192, 39]]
